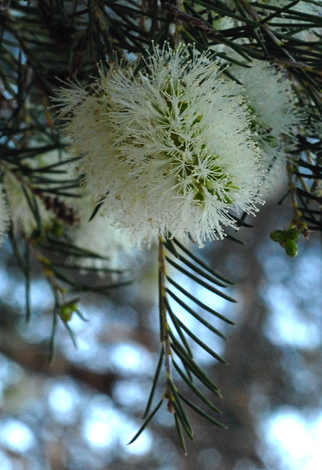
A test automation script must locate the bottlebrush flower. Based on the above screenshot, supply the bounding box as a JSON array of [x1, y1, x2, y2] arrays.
[[55, 45, 264, 247], [230, 59, 301, 191]]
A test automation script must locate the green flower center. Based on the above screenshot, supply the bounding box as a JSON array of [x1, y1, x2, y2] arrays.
[[156, 77, 239, 205]]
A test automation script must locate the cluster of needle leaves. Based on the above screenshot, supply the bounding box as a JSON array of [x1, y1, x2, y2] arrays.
[[129, 236, 235, 453]]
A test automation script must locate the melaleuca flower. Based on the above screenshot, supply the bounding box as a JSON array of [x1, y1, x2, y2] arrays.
[[230, 59, 300, 192], [70, 195, 138, 276], [55, 45, 264, 247], [0, 183, 10, 246]]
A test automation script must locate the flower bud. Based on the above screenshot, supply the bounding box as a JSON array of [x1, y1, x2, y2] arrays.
[[270, 230, 286, 243], [284, 239, 298, 258], [286, 228, 300, 241], [60, 302, 78, 322]]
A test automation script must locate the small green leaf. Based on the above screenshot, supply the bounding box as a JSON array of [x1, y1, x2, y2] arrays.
[[128, 399, 164, 445], [49, 304, 59, 364], [167, 288, 228, 340], [164, 240, 228, 288], [167, 276, 234, 324], [168, 380, 194, 438], [142, 347, 165, 419], [173, 360, 222, 414], [178, 393, 227, 429], [174, 413, 188, 455], [63, 321, 78, 348], [171, 237, 234, 285], [170, 337, 221, 396], [174, 317, 227, 364], [164, 296, 194, 357], [165, 257, 236, 303]]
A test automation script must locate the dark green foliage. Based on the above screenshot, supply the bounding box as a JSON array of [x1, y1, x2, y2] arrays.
[[129, 237, 233, 452]]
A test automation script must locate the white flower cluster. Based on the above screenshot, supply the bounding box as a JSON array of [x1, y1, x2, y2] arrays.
[[230, 59, 301, 191], [56, 45, 264, 247]]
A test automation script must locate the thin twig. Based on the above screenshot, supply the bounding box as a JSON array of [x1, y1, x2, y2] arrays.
[[161, 2, 225, 44], [158, 237, 175, 413]]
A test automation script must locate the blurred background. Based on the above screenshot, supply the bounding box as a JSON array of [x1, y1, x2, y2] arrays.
[[1, 180, 322, 470]]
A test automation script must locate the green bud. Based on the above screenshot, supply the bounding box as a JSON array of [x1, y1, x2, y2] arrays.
[[270, 230, 286, 243], [60, 302, 78, 322], [284, 239, 299, 258], [286, 228, 300, 241]]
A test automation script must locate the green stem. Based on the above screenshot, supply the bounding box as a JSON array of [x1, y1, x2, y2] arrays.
[[158, 236, 174, 411]]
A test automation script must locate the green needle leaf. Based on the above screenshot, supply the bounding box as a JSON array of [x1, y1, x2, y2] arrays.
[[165, 256, 236, 303], [164, 296, 194, 357], [164, 240, 229, 288], [178, 392, 227, 429], [128, 398, 164, 445], [174, 316, 227, 364], [166, 288, 228, 340], [174, 413, 188, 455], [171, 237, 234, 285], [168, 380, 194, 438], [167, 276, 235, 324], [142, 347, 165, 419], [173, 360, 222, 413], [170, 336, 221, 396]]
